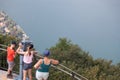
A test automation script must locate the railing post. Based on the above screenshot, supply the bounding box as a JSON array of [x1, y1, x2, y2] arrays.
[[19, 55, 23, 80], [1, 54, 3, 67], [0, 54, 2, 67], [72, 72, 75, 80]]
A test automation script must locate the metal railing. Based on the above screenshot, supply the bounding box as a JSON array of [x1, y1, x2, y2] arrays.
[[0, 44, 88, 80]]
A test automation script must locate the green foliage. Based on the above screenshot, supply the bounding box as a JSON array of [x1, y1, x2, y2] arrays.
[[50, 38, 120, 80]]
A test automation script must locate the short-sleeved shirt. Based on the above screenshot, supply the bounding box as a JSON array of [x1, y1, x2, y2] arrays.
[[7, 47, 15, 62]]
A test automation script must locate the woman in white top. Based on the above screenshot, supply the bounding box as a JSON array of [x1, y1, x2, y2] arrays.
[[17, 43, 36, 80]]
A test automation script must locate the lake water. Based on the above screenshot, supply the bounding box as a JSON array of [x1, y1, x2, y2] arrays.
[[0, 0, 120, 64]]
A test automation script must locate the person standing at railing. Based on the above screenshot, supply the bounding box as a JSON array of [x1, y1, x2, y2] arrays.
[[34, 50, 59, 80], [7, 41, 16, 78], [17, 43, 36, 80], [17, 42, 24, 57]]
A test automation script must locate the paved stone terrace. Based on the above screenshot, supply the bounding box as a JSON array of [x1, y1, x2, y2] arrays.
[[0, 70, 17, 80]]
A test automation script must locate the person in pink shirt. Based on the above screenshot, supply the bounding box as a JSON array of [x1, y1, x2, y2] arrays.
[[17, 43, 36, 80]]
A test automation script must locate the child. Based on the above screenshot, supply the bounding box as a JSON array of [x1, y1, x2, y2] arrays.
[[7, 41, 16, 78]]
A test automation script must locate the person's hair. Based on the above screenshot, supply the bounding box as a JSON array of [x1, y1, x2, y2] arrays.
[[27, 44, 34, 56], [29, 44, 33, 49], [11, 41, 16, 46]]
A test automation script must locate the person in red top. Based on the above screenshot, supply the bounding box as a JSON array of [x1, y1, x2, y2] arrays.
[[7, 41, 16, 78]]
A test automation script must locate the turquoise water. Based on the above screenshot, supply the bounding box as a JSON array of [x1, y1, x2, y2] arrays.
[[0, 0, 120, 64]]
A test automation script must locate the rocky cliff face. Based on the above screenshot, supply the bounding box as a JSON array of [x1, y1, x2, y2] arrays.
[[0, 11, 29, 40]]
